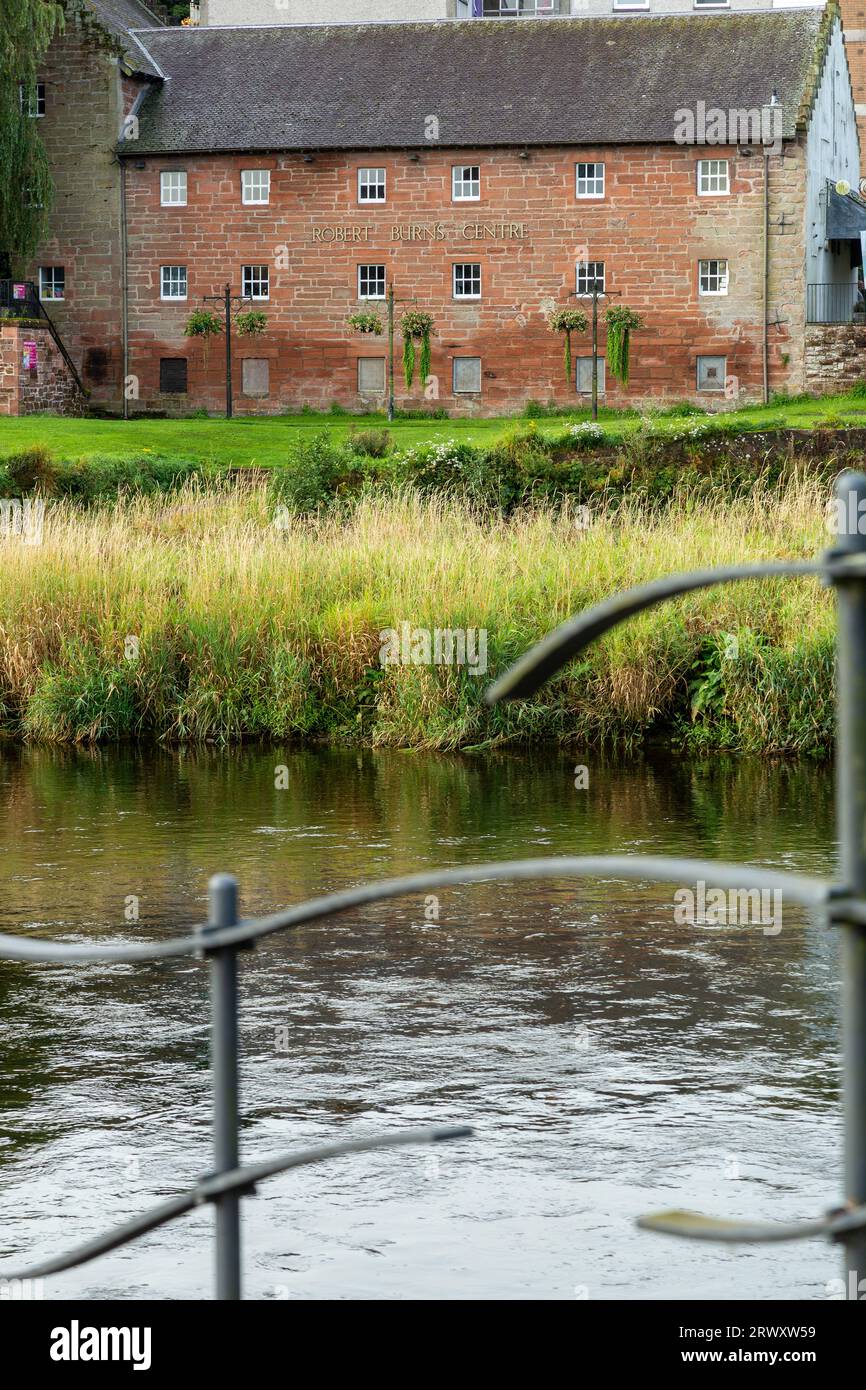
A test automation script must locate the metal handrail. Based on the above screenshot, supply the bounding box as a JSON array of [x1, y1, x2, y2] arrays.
[[0, 277, 86, 396], [3, 473, 866, 1298]]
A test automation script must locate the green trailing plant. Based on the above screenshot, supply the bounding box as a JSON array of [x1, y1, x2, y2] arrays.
[[400, 310, 435, 391], [346, 311, 384, 335], [235, 309, 267, 337], [547, 308, 588, 384], [184, 308, 223, 367], [0, 0, 64, 264], [605, 306, 644, 387]]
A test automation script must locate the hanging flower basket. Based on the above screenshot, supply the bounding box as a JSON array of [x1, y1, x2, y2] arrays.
[[400, 310, 435, 391], [605, 306, 644, 386], [184, 309, 223, 367], [346, 311, 384, 336], [235, 309, 268, 337], [547, 307, 588, 384]]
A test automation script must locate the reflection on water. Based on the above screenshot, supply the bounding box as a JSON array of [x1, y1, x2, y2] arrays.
[[0, 746, 842, 1299]]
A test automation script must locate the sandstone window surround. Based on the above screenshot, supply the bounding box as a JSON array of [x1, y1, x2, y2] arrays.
[[242, 265, 269, 300], [698, 259, 729, 295], [161, 171, 188, 207], [697, 159, 730, 196], [452, 166, 481, 202], [453, 357, 482, 394], [39, 266, 65, 302], [453, 263, 481, 299], [160, 266, 188, 300], [241, 359, 269, 397], [241, 169, 270, 205], [697, 355, 728, 391], [358, 168, 387, 203], [576, 260, 605, 295], [576, 162, 605, 199], [159, 358, 188, 393], [358, 265, 386, 300], [576, 356, 606, 395], [358, 358, 386, 395]]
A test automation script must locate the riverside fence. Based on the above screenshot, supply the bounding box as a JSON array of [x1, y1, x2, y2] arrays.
[[3, 472, 866, 1299]]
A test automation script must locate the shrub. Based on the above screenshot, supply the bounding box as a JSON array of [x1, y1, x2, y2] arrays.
[[268, 432, 351, 515], [4, 446, 61, 495], [347, 427, 392, 458]]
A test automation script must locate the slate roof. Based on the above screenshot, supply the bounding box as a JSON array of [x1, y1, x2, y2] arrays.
[[122, 10, 828, 156], [82, 0, 166, 80]]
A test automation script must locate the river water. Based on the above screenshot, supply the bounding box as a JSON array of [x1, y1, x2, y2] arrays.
[[0, 746, 843, 1300]]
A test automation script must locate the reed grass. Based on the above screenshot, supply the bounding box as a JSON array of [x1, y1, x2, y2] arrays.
[[0, 471, 836, 751]]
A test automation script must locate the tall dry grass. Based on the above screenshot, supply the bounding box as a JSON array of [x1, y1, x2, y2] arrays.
[[0, 472, 836, 749]]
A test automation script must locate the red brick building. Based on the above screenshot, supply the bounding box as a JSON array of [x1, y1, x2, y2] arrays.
[[19, 3, 866, 415]]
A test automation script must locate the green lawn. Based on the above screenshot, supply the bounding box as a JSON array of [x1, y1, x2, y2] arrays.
[[1, 395, 866, 467]]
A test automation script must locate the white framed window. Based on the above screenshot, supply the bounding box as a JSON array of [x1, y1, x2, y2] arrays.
[[161, 170, 188, 206], [39, 266, 65, 301], [242, 264, 269, 300], [160, 265, 187, 300], [358, 357, 386, 394], [699, 259, 728, 296], [19, 81, 46, 117], [453, 263, 481, 300], [697, 159, 729, 196], [697, 355, 727, 391], [576, 162, 605, 199], [358, 167, 386, 203], [241, 169, 270, 205], [694, 0, 730, 7], [452, 165, 481, 201], [576, 261, 605, 295], [453, 357, 482, 394], [612, 1, 649, 9], [358, 265, 386, 300], [576, 356, 606, 395]]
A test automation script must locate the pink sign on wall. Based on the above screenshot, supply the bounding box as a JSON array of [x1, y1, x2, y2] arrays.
[[22, 341, 38, 371], [12, 284, 27, 301]]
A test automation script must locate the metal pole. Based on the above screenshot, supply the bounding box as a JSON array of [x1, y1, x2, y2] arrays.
[[202, 873, 242, 1300], [591, 282, 599, 423], [388, 285, 395, 423], [224, 284, 233, 420], [762, 145, 769, 406], [832, 470, 866, 1298]]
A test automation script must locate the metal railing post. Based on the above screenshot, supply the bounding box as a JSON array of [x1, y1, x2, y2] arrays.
[[202, 873, 242, 1300], [831, 471, 866, 1298]]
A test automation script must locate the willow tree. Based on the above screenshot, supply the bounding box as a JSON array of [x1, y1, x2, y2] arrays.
[[0, 0, 64, 273]]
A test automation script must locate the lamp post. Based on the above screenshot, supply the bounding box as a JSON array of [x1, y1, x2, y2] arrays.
[[571, 282, 621, 423], [385, 285, 418, 423], [203, 283, 254, 420]]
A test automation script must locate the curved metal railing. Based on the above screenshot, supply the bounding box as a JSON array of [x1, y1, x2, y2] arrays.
[[3, 472, 866, 1299]]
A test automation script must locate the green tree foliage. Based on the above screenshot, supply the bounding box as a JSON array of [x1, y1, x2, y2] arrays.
[[0, 0, 64, 266]]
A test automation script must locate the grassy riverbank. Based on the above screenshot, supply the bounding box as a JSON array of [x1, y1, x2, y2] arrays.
[[2, 391, 866, 466], [0, 475, 834, 751]]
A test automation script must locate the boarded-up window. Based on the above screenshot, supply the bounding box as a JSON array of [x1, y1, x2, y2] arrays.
[[576, 357, 605, 395], [159, 358, 188, 394], [452, 357, 481, 394], [242, 358, 269, 397], [357, 357, 386, 394], [84, 347, 109, 384], [697, 356, 726, 392]]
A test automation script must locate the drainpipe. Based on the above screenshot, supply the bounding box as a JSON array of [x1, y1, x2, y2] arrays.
[[762, 144, 770, 405], [120, 155, 129, 421]]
